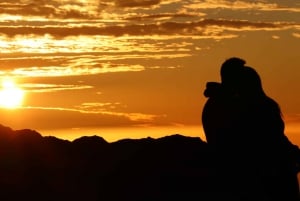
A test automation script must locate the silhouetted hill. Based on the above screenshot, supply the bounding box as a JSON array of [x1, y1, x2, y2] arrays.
[[0, 125, 220, 201]]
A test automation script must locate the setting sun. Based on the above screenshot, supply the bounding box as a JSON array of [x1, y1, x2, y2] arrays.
[[0, 78, 24, 109]]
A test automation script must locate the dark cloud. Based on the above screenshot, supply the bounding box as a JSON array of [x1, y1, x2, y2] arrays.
[[0, 2, 56, 17], [114, 0, 161, 8], [1, 0, 299, 22], [0, 0, 163, 20], [0, 19, 284, 38], [124, 13, 196, 21], [0, 1, 96, 19]]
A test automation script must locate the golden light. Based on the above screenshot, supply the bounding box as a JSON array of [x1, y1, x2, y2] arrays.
[[0, 78, 25, 109]]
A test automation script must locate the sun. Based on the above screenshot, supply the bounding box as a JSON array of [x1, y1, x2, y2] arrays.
[[0, 78, 25, 109]]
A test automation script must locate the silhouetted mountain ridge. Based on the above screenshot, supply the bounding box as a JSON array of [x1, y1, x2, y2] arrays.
[[0, 124, 221, 201]]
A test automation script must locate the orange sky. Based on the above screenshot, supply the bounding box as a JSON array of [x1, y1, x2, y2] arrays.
[[0, 0, 299, 144]]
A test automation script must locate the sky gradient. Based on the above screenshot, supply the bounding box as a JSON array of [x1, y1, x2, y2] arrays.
[[0, 0, 299, 143]]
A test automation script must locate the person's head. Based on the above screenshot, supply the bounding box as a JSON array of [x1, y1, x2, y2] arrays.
[[220, 57, 245, 89], [239, 66, 265, 98], [239, 66, 282, 117]]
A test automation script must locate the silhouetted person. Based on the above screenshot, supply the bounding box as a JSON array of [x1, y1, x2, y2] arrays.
[[202, 57, 245, 150], [236, 66, 300, 201], [202, 58, 300, 200], [202, 57, 249, 200]]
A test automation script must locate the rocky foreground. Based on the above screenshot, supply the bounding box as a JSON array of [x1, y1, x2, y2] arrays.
[[0, 125, 232, 201]]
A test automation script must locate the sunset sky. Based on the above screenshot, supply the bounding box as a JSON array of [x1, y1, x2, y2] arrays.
[[0, 0, 299, 143]]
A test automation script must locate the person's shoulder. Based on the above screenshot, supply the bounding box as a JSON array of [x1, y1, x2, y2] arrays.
[[258, 96, 281, 114], [263, 96, 279, 107]]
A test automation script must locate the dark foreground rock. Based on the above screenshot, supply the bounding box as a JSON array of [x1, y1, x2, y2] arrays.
[[0, 124, 221, 201]]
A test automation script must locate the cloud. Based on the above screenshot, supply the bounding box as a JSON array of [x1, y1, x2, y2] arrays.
[[0, 0, 299, 24], [22, 103, 161, 123], [0, 54, 189, 79], [0, 1, 99, 19], [184, 0, 300, 12], [114, 0, 161, 8], [9, 65, 145, 77], [0, 99, 168, 129], [292, 33, 300, 38], [74, 102, 162, 121], [21, 83, 93, 93], [0, 19, 293, 38], [0, 107, 136, 129], [0, 0, 164, 21], [124, 13, 200, 21], [0, 55, 146, 77], [0, 34, 197, 55], [271, 35, 280, 39]]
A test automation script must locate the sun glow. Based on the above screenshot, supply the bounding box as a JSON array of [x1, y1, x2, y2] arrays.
[[0, 78, 25, 109]]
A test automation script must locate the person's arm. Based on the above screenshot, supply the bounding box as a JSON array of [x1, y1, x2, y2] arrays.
[[204, 82, 222, 98]]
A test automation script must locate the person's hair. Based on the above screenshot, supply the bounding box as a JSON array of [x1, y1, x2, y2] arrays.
[[240, 66, 265, 97], [220, 57, 245, 87], [240, 66, 283, 118]]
